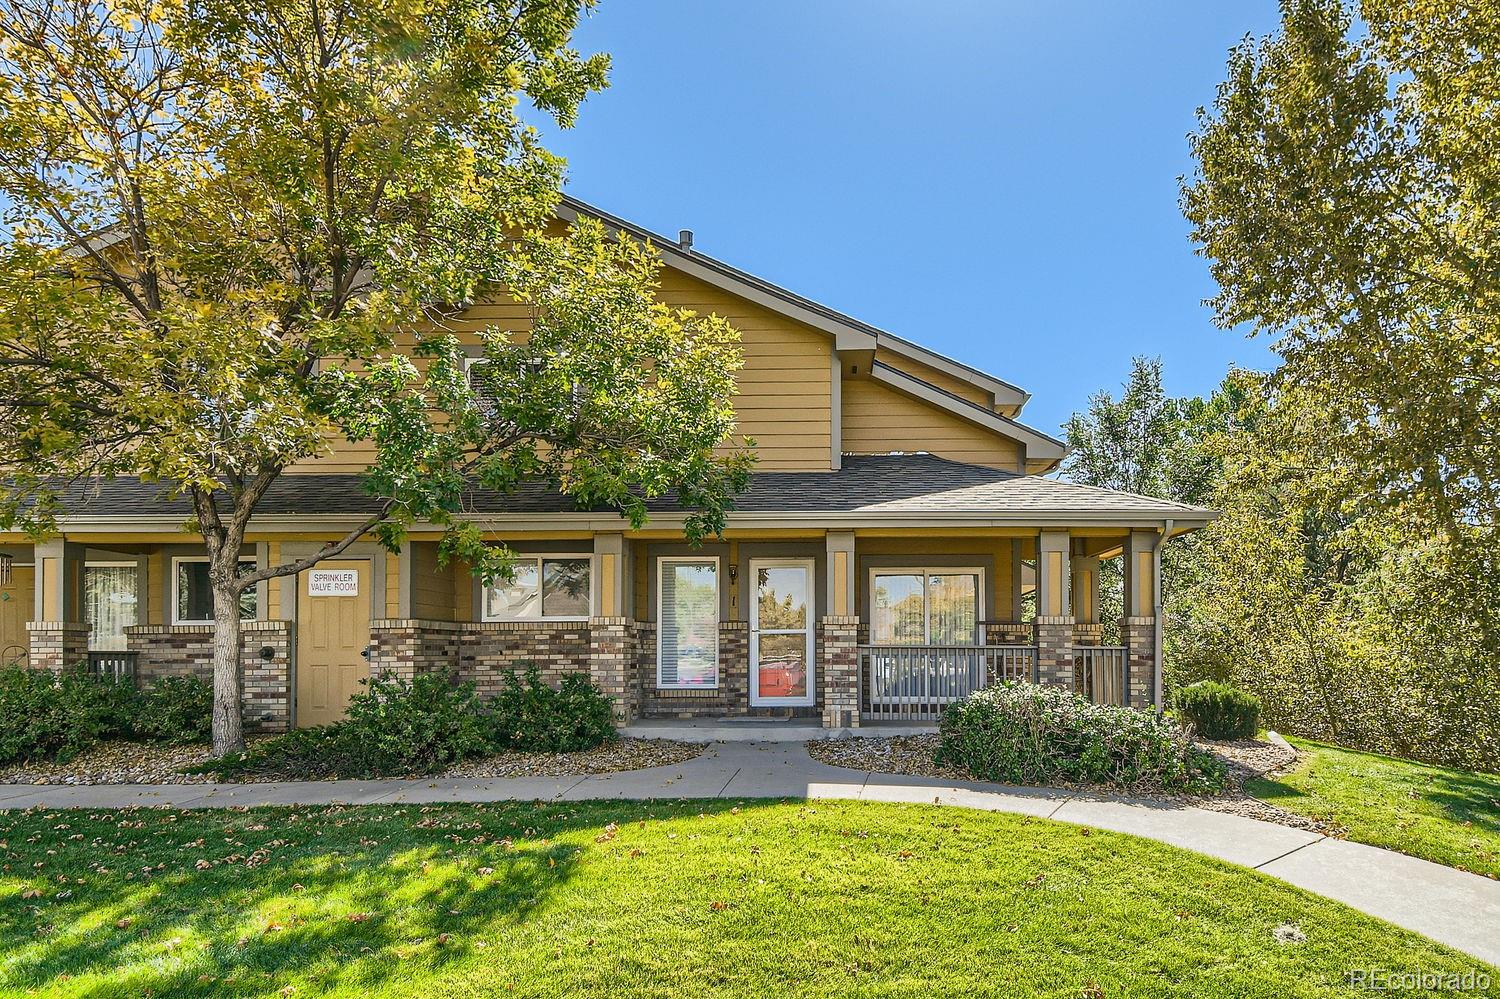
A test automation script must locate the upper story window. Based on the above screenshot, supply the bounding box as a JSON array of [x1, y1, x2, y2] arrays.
[[482, 556, 592, 621]]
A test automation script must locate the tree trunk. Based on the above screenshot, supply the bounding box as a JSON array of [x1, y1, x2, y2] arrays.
[[210, 565, 247, 757]]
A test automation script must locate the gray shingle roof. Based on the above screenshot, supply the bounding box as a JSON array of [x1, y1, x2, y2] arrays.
[[50, 454, 1214, 521]]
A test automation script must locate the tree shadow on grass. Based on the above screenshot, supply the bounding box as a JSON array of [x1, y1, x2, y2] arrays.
[[0, 797, 770, 998]]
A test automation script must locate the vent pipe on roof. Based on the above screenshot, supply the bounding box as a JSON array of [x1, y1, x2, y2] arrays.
[[678, 229, 694, 252]]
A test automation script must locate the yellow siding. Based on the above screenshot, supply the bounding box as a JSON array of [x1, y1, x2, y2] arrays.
[[655, 269, 832, 471], [289, 263, 835, 474], [841, 378, 1020, 470], [147, 553, 165, 625], [384, 551, 399, 618], [411, 543, 456, 620], [265, 544, 281, 620], [877, 350, 994, 408]]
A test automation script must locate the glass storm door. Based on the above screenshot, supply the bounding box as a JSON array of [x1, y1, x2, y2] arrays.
[[750, 559, 815, 707]]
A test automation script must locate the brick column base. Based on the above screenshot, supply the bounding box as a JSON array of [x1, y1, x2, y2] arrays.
[[1035, 616, 1075, 690], [589, 617, 638, 724], [1120, 616, 1157, 709], [818, 615, 859, 728], [25, 621, 89, 674]]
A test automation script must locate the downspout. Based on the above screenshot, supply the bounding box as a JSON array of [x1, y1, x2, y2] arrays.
[[1154, 519, 1172, 711]]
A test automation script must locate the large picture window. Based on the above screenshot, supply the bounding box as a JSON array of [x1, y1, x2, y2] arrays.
[[870, 568, 983, 646], [173, 558, 258, 625], [657, 557, 719, 688], [482, 556, 592, 621], [84, 563, 138, 651]]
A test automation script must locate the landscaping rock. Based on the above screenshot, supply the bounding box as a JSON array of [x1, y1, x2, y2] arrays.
[[0, 737, 706, 785]]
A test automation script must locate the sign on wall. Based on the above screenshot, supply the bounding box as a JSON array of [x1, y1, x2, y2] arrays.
[[307, 569, 359, 597]]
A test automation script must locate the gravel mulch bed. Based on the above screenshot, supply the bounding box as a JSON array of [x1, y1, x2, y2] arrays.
[[807, 732, 1343, 836], [0, 737, 706, 785], [442, 739, 704, 779]]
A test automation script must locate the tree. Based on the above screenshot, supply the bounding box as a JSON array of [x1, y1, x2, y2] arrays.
[[0, 0, 752, 755], [1061, 357, 1244, 631], [1182, 0, 1500, 541]]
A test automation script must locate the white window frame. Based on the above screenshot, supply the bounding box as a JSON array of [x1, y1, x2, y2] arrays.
[[749, 557, 816, 707], [83, 561, 139, 651], [656, 555, 720, 690], [867, 566, 986, 646], [171, 556, 259, 625], [480, 554, 595, 623]]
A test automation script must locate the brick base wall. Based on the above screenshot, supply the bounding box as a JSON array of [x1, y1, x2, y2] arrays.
[[25, 621, 89, 674], [1120, 616, 1157, 709], [369, 620, 463, 682], [457, 620, 592, 699], [637, 621, 753, 718], [1072, 623, 1104, 647], [984, 622, 1034, 645], [819, 616, 859, 728], [126, 621, 293, 733], [1035, 616, 1075, 690]]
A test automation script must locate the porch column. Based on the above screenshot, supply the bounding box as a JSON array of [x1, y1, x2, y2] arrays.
[[824, 531, 855, 620], [28, 539, 87, 672], [1034, 530, 1074, 689], [1120, 530, 1161, 708], [590, 533, 638, 724], [1071, 547, 1102, 647]]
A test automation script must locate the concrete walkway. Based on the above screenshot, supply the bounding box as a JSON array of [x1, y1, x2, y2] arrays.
[[1, 741, 1496, 966]]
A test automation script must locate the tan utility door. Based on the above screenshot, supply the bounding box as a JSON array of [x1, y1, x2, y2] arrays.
[[0, 566, 34, 665], [295, 559, 371, 727]]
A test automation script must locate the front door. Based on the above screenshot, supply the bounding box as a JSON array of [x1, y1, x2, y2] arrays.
[[749, 559, 815, 707], [295, 559, 371, 727], [0, 565, 34, 665]]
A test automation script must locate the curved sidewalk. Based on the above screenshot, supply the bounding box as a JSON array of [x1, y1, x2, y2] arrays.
[[0, 740, 1496, 966]]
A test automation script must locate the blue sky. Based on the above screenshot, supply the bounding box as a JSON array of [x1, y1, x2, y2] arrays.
[[532, 1, 1285, 434]]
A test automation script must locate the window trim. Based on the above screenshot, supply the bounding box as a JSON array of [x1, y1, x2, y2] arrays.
[[656, 555, 721, 690], [480, 554, 595, 623], [83, 561, 139, 651], [867, 565, 986, 646], [748, 557, 816, 708], [170, 556, 259, 626]]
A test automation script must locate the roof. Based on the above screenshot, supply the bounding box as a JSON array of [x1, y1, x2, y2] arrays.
[[49, 455, 1215, 529]]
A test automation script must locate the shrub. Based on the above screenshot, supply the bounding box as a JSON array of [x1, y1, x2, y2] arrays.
[[0, 665, 141, 765], [134, 676, 214, 745], [205, 671, 492, 780], [936, 682, 1227, 795], [489, 666, 616, 752], [341, 672, 492, 774], [1173, 680, 1261, 740], [202, 726, 367, 781]]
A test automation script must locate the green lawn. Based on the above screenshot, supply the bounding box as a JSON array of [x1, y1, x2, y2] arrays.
[[1248, 738, 1500, 879], [0, 800, 1488, 997]]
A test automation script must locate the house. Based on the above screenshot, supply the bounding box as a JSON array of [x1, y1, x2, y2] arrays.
[[0, 197, 1215, 730]]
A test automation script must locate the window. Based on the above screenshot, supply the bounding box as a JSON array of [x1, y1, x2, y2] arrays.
[[482, 556, 592, 621], [870, 568, 983, 646], [84, 563, 138, 651], [657, 557, 719, 688], [173, 558, 258, 625]]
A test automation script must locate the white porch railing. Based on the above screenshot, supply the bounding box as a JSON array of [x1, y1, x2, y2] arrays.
[[859, 644, 1037, 722], [1074, 646, 1128, 706]]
